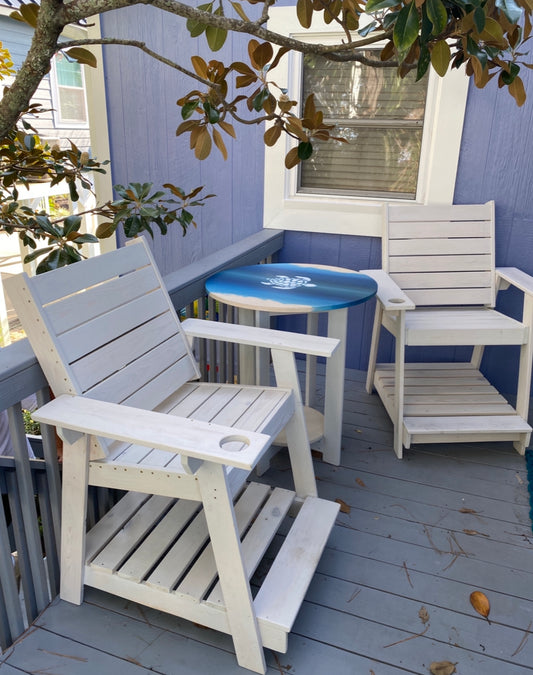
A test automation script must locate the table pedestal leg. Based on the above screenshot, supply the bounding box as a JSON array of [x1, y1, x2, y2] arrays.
[[322, 307, 347, 466], [306, 313, 319, 408], [237, 308, 256, 385]]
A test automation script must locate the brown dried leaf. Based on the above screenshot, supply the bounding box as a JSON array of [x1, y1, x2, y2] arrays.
[[419, 606, 430, 624], [470, 590, 490, 619], [356, 477, 366, 487], [459, 507, 478, 514], [335, 498, 351, 514], [463, 529, 489, 537], [429, 662, 456, 675]]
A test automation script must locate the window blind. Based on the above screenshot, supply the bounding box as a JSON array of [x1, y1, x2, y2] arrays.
[[300, 51, 428, 199]]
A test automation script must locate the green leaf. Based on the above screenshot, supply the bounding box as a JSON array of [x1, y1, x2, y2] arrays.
[[359, 21, 378, 37], [430, 39, 451, 76], [203, 101, 220, 124], [206, 24, 227, 51], [63, 215, 82, 234], [473, 6, 486, 33], [17, 3, 39, 28], [24, 246, 54, 264], [501, 61, 520, 84], [23, 134, 35, 151], [426, 0, 447, 35], [393, 2, 420, 59], [365, 0, 401, 11], [186, 18, 207, 38], [95, 221, 117, 239], [182, 100, 200, 120], [65, 47, 97, 68], [297, 141, 313, 161], [68, 180, 79, 202], [416, 45, 431, 80], [252, 88, 271, 112], [73, 233, 99, 244], [467, 35, 487, 68]]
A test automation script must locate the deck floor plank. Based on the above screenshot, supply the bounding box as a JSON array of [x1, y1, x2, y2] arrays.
[[2, 367, 532, 675]]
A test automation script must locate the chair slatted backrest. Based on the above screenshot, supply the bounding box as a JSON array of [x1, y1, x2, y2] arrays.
[[383, 201, 496, 307], [6, 239, 200, 457]]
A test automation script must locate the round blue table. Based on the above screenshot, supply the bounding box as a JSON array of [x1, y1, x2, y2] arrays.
[[206, 263, 377, 465]]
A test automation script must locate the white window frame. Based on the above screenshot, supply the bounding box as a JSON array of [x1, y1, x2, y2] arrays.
[[263, 7, 469, 237], [50, 52, 89, 128]]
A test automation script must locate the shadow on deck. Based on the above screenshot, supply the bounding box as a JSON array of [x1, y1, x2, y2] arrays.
[[1, 368, 532, 675]]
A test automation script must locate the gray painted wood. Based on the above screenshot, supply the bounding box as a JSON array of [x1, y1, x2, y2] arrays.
[[6, 366, 533, 675]]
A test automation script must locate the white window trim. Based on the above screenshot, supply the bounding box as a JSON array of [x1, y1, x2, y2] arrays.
[[263, 7, 469, 237], [50, 53, 89, 128]]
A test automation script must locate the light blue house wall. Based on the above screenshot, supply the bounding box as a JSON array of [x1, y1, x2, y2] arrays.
[[99, 7, 533, 394]]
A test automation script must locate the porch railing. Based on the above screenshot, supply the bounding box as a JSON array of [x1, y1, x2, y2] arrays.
[[0, 228, 284, 651]]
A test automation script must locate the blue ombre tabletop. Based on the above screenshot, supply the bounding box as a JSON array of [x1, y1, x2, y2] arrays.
[[206, 263, 377, 313]]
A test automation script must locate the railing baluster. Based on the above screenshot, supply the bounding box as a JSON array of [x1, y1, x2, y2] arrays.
[[7, 403, 48, 613], [36, 388, 61, 555], [0, 475, 24, 645]]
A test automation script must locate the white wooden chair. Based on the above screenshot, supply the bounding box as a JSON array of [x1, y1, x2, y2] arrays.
[[5, 238, 340, 674], [363, 201, 533, 459]]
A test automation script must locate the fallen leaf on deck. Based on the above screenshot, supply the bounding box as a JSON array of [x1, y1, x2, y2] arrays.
[[516, 472, 524, 485], [355, 477, 366, 487], [429, 661, 456, 675], [419, 606, 430, 624], [470, 590, 490, 619], [311, 450, 323, 459], [459, 507, 478, 514], [463, 529, 489, 537], [335, 498, 351, 513]]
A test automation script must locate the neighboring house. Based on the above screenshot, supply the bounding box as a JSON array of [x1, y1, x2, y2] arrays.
[[0, 0, 113, 345]]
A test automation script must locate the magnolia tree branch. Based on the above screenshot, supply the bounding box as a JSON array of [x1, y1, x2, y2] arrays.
[[57, 37, 218, 89]]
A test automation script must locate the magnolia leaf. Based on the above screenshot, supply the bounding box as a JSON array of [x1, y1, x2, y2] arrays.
[[181, 100, 200, 120], [296, 0, 313, 29], [176, 119, 200, 136], [394, 2, 420, 59], [284, 146, 300, 169], [473, 6, 486, 33], [431, 40, 451, 76], [230, 1, 250, 21], [508, 75, 526, 106], [417, 45, 431, 80], [303, 94, 316, 120], [365, 0, 401, 11], [479, 18, 507, 47], [18, 3, 39, 28], [418, 606, 430, 624], [95, 221, 117, 239], [380, 40, 395, 61], [264, 124, 282, 147], [270, 46, 290, 71], [252, 42, 274, 69], [65, 47, 97, 68], [186, 18, 207, 38], [236, 73, 258, 88], [212, 128, 228, 160], [495, 0, 522, 25], [194, 127, 212, 160], [470, 590, 490, 619], [206, 24, 227, 52], [429, 662, 456, 675], [247, 39, 260, 67], [191, 55, 208, 79], [297, 140, 313, 160], [231, 61, 255, 75], [335, 498, 351, 514], [426, 0, 447, 35], [218, 120, 236, 137]]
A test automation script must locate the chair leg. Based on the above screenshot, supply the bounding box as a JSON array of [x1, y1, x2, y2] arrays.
[[60, 435, 90, 605], [197, 462, 266, 674], [393, 313, 406, 459], [514, 297, 533, 454], [366, 303, 383, 394]]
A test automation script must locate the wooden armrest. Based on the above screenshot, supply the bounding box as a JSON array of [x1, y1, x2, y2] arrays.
[[181, 318, 339, 358], [32, 395, 271, 471], [496, 267, 533, 296], [359, 270, 415, 311]]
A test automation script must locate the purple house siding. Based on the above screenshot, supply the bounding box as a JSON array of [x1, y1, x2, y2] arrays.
[[100, 7, 532, 394]]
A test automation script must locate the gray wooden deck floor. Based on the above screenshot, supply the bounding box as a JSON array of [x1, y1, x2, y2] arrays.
[[1, 368, 532, 675]]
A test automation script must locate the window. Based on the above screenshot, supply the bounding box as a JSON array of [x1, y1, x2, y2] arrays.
[[264, 7, 470, 237], [300, 52, 428, 200], [51, 53, 88, 126]]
